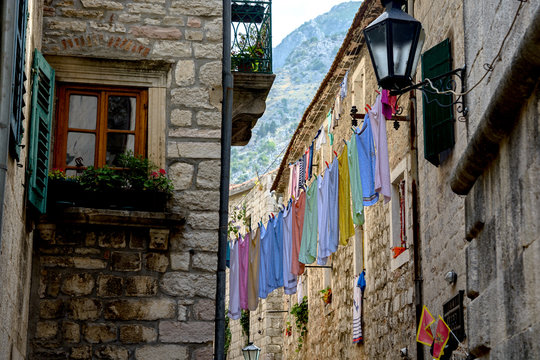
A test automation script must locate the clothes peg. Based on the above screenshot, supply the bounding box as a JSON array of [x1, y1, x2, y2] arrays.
[[366, 104, 372, 111], [271, 213, 275, 219], [333, 150, 338, 157], [375, 89, 380, 95], [325, 161, 329, 168]]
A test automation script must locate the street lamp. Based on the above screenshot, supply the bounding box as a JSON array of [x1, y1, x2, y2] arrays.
[[363, 0, 425, 91], [242, 343, 261, 360]]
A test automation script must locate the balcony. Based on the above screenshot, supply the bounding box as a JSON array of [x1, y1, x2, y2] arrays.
[[231, 0, 275, 146]]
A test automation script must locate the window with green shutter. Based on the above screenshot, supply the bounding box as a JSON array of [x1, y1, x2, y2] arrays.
[[9, 0, 29, 160], [421, 38, 454, 167], [27, 50, 55, 214]]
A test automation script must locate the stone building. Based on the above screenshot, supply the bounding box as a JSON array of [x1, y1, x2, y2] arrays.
[[232, 0, 540, 359], [0, 0, 274, 359]]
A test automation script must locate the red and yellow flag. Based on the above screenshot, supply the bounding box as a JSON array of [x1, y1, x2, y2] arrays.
[[416, 305, 435, 346], [433, 316, 451, 359]]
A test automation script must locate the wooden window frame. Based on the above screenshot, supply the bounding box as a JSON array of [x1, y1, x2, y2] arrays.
[[53, 83, 148, 171]]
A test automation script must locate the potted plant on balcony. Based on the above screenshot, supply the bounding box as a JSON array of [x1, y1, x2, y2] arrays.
[[232, 43, 265, 72], [48, 152, 173, 211]]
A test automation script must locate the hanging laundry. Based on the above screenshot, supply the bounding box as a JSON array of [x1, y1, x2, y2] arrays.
[[239, 233, 249, 310], [348, 134, 365, 225], [327, 110, 334, 145], [352, 273, 364, 343], [317, 158, 339, 265], [332, 94, 341, 129], [315, 126, 327, 151], [291, 190, 306, 276], [288, 163, 299, 200], [340, 70, 349, 100], [381, 89, 398, 120], [299, 183, 318, 264], [298, 156, 306, 190], [258, 222, 270, 299], [308, 143, 314, 180], [228, 239, 241, 319], [357, 114, 380, 206], [226, 240, 231, 268], [368, 95, 391, 203], [338, 146, 355, 245], [282, 202, 297, 294], [271, 210, 284, 290], [297, 275, 304, 304], [247, 227, 261, 311], [304, 149, 310, 182]]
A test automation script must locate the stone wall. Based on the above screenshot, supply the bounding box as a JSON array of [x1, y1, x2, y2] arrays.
[[0, 0, 45, 357], [464, 84, 539, 359], [411, 1, 469, 358], [28, 208, 215, 359], [460, 1, 540, 358]]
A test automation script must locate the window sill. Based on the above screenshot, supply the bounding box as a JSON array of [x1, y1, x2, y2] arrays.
[[41, 207, 185, 229]]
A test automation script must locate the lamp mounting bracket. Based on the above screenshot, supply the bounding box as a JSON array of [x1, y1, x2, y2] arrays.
[[391, 66, 467, 121]]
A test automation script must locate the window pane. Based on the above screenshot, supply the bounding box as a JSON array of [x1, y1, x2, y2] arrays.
[[66, 132, 95, 167], [108, 96, 136, 130], [68, 95, 98, 129], [106, 133, 135, 166]]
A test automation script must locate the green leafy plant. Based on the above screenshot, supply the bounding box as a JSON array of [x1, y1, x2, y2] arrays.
[[78, 165, 125, 192], [319, 287, 332, 305], [290, 296, 308, 351], [48, 168, 66, 180], [225, 314, 232, 355], [228, 202, 248, 240], [240, 309, 250, 344], [76, 152, 173, 194]]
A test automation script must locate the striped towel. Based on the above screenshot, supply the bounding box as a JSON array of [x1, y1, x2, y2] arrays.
[[353, 275, 363, 343]]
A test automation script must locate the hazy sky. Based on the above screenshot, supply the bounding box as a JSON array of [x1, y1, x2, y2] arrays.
[[272, 0, 355, 46]]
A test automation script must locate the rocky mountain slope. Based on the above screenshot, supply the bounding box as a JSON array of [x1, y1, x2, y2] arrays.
[[230, 1, 362, 184]]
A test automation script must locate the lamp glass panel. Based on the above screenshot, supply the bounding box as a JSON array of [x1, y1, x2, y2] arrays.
[[365, 23, 388, 80], [391, 21, 418, 77], [411, 28, 426, 77]]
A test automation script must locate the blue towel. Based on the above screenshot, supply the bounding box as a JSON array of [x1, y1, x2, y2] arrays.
[[357, 270, 366, 293], [356, 115, 379, 206]]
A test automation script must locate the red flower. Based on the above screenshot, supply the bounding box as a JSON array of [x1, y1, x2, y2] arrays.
[[159, 168, 166, 175], [151, 171, 159, 178]]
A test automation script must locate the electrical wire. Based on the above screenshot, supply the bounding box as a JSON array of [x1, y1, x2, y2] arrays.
[[424, 0, 526, 97]]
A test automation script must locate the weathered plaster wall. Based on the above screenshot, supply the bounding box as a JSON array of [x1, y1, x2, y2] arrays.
[[0, 0, 45, 357]]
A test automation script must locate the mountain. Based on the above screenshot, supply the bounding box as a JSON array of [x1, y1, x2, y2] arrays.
[[230, 1, 362, 184]]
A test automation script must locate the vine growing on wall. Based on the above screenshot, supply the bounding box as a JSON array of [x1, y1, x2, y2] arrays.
[[290, 296, 308, 352], [225, 314, 232, 355], [240, 309, 250, 345]]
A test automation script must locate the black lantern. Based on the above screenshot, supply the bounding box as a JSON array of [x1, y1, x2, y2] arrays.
[[242, 342, 261, 360], [363, 0, 425, 91]]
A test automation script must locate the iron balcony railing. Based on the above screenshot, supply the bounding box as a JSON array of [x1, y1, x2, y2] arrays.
[[231, 0, 272, 74]]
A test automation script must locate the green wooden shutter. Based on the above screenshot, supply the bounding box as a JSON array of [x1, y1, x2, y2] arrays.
[[27, 49, 55, 214], [9, 0, 29, 160], [421, 38, 454, 166]]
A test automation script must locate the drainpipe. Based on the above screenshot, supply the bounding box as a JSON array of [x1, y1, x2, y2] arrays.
[[405, 3, 424, 360], [0, 0, 17, 248], [215, 0, 233, 359]]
